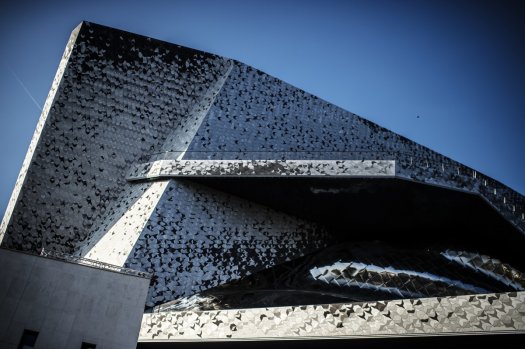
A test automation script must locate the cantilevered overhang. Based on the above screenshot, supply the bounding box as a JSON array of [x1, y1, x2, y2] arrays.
[[126, 156, 525, 236], [127, 160, 396, 180]]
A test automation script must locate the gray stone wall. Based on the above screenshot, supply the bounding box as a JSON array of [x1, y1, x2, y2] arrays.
[[0, 248, 149, 349]]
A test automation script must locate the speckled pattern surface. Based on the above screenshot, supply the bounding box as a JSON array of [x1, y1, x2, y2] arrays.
[[1, 21, 524, 340], [124, 179, 328, 307], [139, 291, 525, 341], [1, 21, 522, 254], [0, 22, 231, 252], [127, 159, 395, 180]]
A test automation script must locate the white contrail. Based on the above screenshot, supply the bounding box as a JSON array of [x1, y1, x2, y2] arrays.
[[9, 68, 42, 112]]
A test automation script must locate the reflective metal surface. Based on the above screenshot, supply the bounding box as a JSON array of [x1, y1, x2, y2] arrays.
[[156, 242, 525, 312], [140, 291, 525, 341]]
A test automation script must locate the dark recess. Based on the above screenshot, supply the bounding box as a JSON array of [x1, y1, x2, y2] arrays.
[[189, 177, 525, 270]]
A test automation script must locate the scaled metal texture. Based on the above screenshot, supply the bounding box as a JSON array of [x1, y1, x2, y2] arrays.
[[1, 21, 524, 341], [139, 291, 525, 340]]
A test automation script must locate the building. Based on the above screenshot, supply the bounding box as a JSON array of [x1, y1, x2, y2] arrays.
[[1, 21, 524, 348]]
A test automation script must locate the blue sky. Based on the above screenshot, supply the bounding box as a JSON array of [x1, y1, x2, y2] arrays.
[[0, 0, 524, 216]]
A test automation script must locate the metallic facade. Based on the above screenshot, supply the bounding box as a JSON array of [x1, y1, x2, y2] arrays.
[[1, 21, 524, 343], [140, 291, 525, 341]]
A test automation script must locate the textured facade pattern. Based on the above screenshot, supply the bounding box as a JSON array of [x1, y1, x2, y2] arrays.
[[1, 21, 525, 342], [80, 181, 170, 266], [127, 159, 396, 180], [182, 62, 525, 231], [139, 291, 525, 340], [0, 25, 81, 244], [1, 22, 231, 252], [154, 243, 525, 311], [2, 22, 523, 256], [123, 180, 328, 306], [441, 250, 525, 290]]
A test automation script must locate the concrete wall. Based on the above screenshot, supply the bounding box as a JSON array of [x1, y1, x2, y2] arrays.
[[0, 248, 149, 349]]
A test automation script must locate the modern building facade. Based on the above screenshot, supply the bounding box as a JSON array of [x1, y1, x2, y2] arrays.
[[1, 22, 524, 348]]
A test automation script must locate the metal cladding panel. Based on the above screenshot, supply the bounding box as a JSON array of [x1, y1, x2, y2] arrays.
[[126, 159, 396, 180], [139, 291, 525, 340], [1, 22, 231, 252], [123, 179, 328, 307]]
